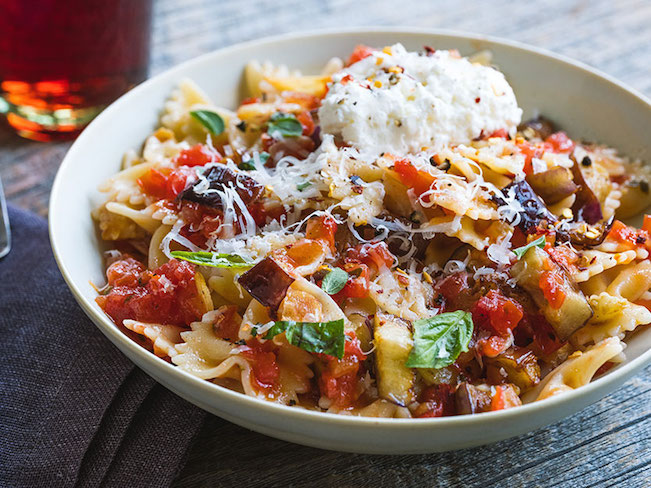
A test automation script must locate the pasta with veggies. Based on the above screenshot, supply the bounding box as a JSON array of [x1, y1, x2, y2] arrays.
[[93, 44, 651, 417]]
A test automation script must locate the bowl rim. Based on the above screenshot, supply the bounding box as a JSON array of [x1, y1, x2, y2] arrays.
[[49, 26, 651, 429]]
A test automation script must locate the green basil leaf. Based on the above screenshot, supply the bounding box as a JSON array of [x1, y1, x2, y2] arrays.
[[239, 151, 269, 171], [512, 235, 546, 260], [405, 311, 474, 369], [267, 112, 302, 138], [321, 268, 349, 295], [296, 181, 312, 191], [190, 110, 225, 135], [171, 251, 254, 268], [263, 319, 345, 358]]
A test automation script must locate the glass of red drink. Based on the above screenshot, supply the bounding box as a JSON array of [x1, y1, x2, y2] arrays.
[[0, 0, 153, 141]]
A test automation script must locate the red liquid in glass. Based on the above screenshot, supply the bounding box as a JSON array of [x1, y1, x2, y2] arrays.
[[0, 0, 152, 140]]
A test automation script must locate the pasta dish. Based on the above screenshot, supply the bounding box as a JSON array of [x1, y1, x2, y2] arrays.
[[92, 44, 651, 418]]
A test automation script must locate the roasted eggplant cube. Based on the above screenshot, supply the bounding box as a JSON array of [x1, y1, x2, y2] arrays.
[[511, 246, 592, 340], [237, 256, 295, 310], [485, 347, 541, 392], [455, 382, 492, 415], [374, 313, 415, 406]]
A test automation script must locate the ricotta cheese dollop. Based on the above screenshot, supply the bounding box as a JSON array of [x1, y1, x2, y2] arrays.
[[318, 44, 522, 154]]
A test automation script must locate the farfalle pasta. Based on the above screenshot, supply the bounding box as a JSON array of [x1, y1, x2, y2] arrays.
[[92, 44, 650, 418]]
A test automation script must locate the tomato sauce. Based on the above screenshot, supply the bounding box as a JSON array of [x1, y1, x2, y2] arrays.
[[318, 332, 366, 408], [241, 339, 281, 392]]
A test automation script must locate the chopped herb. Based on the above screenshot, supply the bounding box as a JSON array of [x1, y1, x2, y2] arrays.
[[512, 236, 547, 260], [264, 319, 346, 358], [239, 151, 269, 171], [235, 339, 246, 346], [297, 181, 312, 191], [236, 120, 247, 132], [405, 311, 474, 369], [267, 112, 302, 138], [239, 160, 255, 170], [190, 110, 225, 135], [321, 268, 349, 295], [171, 251, 254, 268]]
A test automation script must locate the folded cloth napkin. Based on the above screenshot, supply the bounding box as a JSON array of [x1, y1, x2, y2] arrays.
[[0, 205, 207, 487]]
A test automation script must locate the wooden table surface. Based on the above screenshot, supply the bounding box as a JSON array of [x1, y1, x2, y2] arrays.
[[2, 0, 650, 486]]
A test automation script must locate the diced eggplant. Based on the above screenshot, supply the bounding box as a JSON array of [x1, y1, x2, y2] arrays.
[[511, 246, 592, 340], [454, 382, 492, 414], [570, 155, 603, 224], [374, 313, 415, 406], [485, 347, 541, 392], [526, 167, 578, 205], [493, 179, 557, 234], [180, 165, 264, 208], [518, 116, 555, 140], [237, 256, 295, 311]]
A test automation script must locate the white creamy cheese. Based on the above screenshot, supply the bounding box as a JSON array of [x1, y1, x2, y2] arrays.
[[318, 44, 522, 154]]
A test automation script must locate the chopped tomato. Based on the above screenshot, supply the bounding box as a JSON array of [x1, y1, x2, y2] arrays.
[[516, 140, 544, 175], [608, 220, 649, 250], [393, 158, 435, 197], [471, 289, 524, 336], [332, 263, 370, 301], [435, 272, 470, 304], [210, 305, 240, 342], [539, 269, 566, 309], [477, 335, 511, 358], [97, 258, 205, 326], [306, 214, 338, 252], [490, 385, 509, 411], [488, 128, 509, 139], [296, 110, 315, 136], [106, 256, 146, 288], [240, 96, 260, 105], [175, 143, 221, 167], [346, 242, 395, 271], [643, 215, 651, 233], [241, 338, 280, 391], [318, 332, 366, 408], [177, 201, 223, 247], [346, 45, 374, 66], [545, 131, 575, 153], [415, 384, 456, 418], [137, 167, 191, 200]]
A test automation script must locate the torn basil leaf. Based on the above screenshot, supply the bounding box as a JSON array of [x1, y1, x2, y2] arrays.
[[405, 311, 473, 369], [190, 110, 225, 135], [171, 251, 254, 268], [267, 112, 302, 138], [321, 268, 349, 295], [264, 319, 345, 358], [512, 235, 546, 260]]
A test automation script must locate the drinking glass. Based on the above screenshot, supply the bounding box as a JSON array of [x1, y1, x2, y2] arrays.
[[0, 0, 153, 141]]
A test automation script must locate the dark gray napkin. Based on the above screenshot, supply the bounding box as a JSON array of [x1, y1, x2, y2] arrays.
[[0, 204, 207, 487]]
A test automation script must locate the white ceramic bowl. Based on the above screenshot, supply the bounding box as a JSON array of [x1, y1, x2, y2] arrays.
[[49, 28, 651, 454]]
